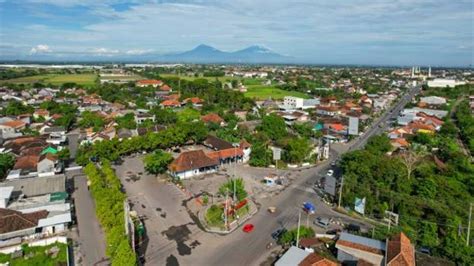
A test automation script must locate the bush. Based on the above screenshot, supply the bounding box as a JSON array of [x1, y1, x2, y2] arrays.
[[279, 226, 315, 244]]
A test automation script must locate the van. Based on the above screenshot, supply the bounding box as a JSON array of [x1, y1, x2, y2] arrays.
[[314, 217, 331, 228]]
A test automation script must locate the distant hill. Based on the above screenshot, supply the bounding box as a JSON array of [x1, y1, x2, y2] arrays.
[[161, 44, 289, 63]]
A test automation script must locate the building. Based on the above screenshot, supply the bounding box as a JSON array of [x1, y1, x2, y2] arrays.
[[136, 79, 163, 88], [427, 79, 466, 88], [168, 150, 219, 179], [134, 113, 155, 124], [282, 96, 320, 110], [201, 113, 225, 125], [275, 246, 337, 266], [386, 232, 415, 266], [419, 96, 447, 106], [336, 232, 385, 265]]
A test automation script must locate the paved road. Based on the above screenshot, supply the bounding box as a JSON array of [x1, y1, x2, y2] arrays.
[[351, 85, 421, 150], [69, 171, 107, 265]]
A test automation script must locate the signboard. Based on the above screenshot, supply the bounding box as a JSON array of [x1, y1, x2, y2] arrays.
[[354, 197, 366, 215], [271, 147, 282, 161], [324, 175, 337, 196], [348, 117, 359, 135], [384, 211, 399, 225]]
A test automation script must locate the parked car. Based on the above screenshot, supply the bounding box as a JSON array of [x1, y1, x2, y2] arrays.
[[346, 223, 361, 232], [419, 247, 432, 255], [314, 217, 331, 228], [271, 228, 287, 240], [303, 202, 316, 214], [326, 169, 334, 176]]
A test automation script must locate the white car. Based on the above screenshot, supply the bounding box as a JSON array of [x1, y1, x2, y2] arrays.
[[327, 170, 334, 176]]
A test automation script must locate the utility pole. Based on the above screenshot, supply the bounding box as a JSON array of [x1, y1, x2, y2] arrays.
[[296, 211, 301, 247], [467, 203, 472, 246], [224, 190, 228, 230], [338, 176, 344, 209]]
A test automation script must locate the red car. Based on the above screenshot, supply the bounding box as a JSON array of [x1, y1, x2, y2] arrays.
[[243, 224, 254, 233]]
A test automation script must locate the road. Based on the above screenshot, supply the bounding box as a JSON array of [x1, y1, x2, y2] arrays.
[[68, 170, 107, 265]]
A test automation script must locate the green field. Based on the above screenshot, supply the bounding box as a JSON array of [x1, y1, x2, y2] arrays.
[[1, 73, 98, 86], [244, 85, 309, 100], [159, 74, 266, 85]]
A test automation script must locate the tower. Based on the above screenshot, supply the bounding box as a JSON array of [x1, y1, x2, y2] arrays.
[[428, 66, 431, 78]]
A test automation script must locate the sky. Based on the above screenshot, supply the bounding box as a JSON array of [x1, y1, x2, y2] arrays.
[[0, 0, 472, 66]]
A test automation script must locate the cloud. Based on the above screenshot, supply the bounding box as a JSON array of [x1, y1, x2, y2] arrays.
[[30, 44, 51, 54], [90, 47, 120, 56], [125, 49, 154, 55]]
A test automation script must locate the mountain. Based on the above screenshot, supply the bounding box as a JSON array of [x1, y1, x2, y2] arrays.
[[161, 44, 289, 63]]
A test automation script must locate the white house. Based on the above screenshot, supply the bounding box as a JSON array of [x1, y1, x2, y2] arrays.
[[427, 79, 466, 88]]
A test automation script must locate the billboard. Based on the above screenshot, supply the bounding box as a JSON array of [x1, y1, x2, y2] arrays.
[[348, 117, 359, 135], [354, 197, 366, 215]]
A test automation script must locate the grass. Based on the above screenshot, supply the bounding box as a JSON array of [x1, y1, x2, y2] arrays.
[[160, 74, 266, 85], [0, 242, 68, 266], [205, 204, 250, 228], [244, 85, 309, 100], [1, 73, 98, 86]]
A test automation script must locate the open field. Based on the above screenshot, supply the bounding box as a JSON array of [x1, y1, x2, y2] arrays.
[[244, 85, 309, 100], [159, 74, 266, 85], [1, 73, 98, 86]]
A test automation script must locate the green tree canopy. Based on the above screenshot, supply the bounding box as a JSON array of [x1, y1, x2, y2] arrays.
[[143, 150, 173, 175]]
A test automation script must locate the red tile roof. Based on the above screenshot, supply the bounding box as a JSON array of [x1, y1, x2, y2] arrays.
[[201, 113, 224, 124], [0, 208, 49, 234], [13, 155, 39, 171], [136, 79, 163, 86], [330, 123, 345, 131], [1, 120, 26, 129], [336, 240, 384, 255], [207, 148, 244, 160], [161, 84, 171, 91], [169, 150, 219, 172], [386, 232, 415, 266], [160, 100, 181, 107], [299, 253, 338, 266], [183, 97, 204, 104]]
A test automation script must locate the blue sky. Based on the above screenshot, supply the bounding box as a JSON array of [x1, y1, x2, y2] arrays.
[[0, 0, 472, 66]]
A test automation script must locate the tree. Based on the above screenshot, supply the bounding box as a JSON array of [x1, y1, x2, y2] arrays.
[[143, 150, 173, 175], [419, 223, 439, 248], [115, 113, 137, 129], [249, 141, 272, 167], [57, 148, 71, 161], [279, 226, 314, 244], [218, 178, 248, 201], [177, 107, 201, 122], [0, 154, 15, 179], [285, 137, 311, 163], [260, 114, 287, 141], [151, 107, 177, 125], [398, 149, 426, 179], [366, 135, 392, 154], [79, 111, 105, 131]]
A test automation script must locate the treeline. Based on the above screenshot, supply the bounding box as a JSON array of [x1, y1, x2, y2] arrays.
[[76, 121, 208, 165], [340, 133, 474, 264], [454, 100, 474, 154], [84, 162, 136, 266]]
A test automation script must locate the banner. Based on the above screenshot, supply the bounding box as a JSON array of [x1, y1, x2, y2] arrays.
[[354, 197, 366, 215]]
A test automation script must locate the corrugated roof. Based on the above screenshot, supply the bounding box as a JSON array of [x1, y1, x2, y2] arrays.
[[339, 232, 385, 251], [0, 175, 66, 197], [275, 246, 311, 266]]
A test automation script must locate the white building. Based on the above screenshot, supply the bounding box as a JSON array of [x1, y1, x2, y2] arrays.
[[427, 79, 466, 88], [282, 96, 320, 110]]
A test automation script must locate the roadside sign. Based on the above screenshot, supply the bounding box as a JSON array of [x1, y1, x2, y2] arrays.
[[271, 147, 281, 161], [354, 197, 366, 215]]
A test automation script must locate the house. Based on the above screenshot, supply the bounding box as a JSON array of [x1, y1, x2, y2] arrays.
[[335, 232, 385, 265], [386, 232, 415, 266], [12, 155, 39, 177], [183, 97, 204, 107], [0, 123, 23, 140], [117, 128, 133, 140], [328, 123, 347, 135], [316, 106, 340, 117], [37, 153, 60, 177], [207, 147, 244, 165], [136, 79, 163, 88], [275, 246, 338, 266], [33, 109, 50, 120], [135, 113, 155, 124], [1, 120, 26, 132], [240, 140, 252, 163], [160, 100, 181, 108], [203, 135, 234, 150], [390, 138, 409, 150], [168, 150, 219, 179], [201, 113, 225, 125]]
